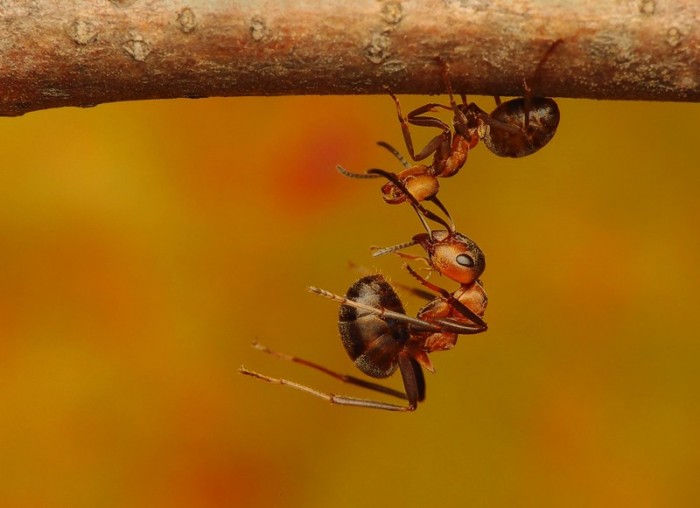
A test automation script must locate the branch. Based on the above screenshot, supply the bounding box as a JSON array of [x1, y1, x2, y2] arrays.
[[1, 0, 698, 116]]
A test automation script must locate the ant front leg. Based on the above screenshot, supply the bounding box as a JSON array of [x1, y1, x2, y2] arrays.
[[390, 93, 454, 163]]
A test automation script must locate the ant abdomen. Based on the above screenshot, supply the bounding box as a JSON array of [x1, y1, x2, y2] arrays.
[[482, 97, 560, 158], [339, 275, 409, 378]]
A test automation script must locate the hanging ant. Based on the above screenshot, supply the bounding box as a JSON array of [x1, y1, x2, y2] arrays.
[[239, 245, 487, 412], [334, 42, 561, 230], [240, 184, 488, 411], [392, 39, 562, 163]]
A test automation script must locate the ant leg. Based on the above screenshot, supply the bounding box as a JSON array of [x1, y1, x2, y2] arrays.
[[440, 61, 461, 112], [249, 341, 408, 399], [478, 111, 522, 134], [404, 265, 487, 330], [239, 366, 415, 411], [309, 283, 477, 337], [399, 355, 425, 404], [390, 93, 452, 162], [439, 61, 472, 129], [428, 195, 455, 230], [307, 285, 443, 332], [522, 79, 533, 131], [241, 348, 422, 411], [394, 283, 436, 302]]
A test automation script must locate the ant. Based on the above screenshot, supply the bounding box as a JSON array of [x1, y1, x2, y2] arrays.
[[335, 41, 561, 229], [239, 251, 487, 412], [240, 183, 488, 411], [393, 39, 562, 164]]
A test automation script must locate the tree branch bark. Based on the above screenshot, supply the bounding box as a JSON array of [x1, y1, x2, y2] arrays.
[[1, 0, 698, 116]]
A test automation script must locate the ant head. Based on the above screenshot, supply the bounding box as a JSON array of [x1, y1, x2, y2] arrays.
[[414, 230, 485, 284]]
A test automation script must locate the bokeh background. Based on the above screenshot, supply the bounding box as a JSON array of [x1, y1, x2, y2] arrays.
[[0, 91, 698, 507]]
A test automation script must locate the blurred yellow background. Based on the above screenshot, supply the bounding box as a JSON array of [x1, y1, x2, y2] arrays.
[[0, 93, 698, 507]]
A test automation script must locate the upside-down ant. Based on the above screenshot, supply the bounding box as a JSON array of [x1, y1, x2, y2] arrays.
[[334, 41, 561, 230], [337, 141, 457, 228], [394, 39, 562, 163], [240, 197, 488, 411], [240, 256, 487, 411]]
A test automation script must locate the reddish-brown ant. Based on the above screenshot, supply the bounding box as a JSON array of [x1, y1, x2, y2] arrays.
[[335, 42, 561, 229], [240, 250, 487, 411], [240, 193, 488, 411], [392, 39, 562, 164]]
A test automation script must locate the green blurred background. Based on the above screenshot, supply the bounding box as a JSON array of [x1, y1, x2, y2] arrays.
[[0, 94, 698, 507]]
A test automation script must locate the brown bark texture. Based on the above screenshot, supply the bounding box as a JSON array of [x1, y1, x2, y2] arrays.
[[0, 0, 698, 116]]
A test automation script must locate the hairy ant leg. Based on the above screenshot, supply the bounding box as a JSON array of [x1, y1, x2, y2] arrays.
[[246, 341, 409, 399], [240, 357, 421, 412], [242, 269, 488, 411]]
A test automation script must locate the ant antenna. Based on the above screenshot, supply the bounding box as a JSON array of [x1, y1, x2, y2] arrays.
[[336, 165, 382, 180], [377, 141, 410, 169], [335, 141, 413, 180], [370, 239, 419, 258]]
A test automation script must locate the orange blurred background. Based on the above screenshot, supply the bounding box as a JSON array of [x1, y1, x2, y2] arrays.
[[0, 93, 698, 507]]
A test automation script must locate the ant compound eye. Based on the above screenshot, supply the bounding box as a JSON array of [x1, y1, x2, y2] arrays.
[[456, 254, 474, 267]]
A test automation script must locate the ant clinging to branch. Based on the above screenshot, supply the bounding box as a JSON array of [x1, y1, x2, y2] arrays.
[[337, 40, 562, 228]]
